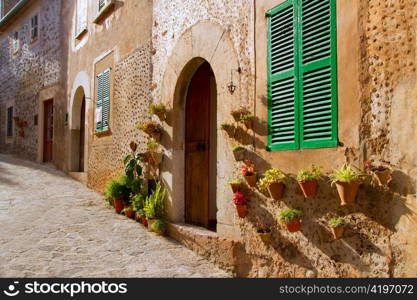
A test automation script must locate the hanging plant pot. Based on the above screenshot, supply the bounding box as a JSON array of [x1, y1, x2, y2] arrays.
[[335, 181, 361, 205], [331, 225, 345, 240], [284, 219, 301, 233], [235, 205, 248, 218], [142, 218, 148, 227], [114, 199, 124, 214], [230, 183, 243, 193], [150, 152, 163, 165], [150, 131, 161, 142], [233, 149, 246, 161], [268, 182, 285, 200], [298, 180, 318, 198], [223, 126, 235, 137], [155, 111, 166, 122], [374, 169, 392, 186], [244, 120, 253, 130], [257, 229, 271, 244], [244, 173, 257, 187]]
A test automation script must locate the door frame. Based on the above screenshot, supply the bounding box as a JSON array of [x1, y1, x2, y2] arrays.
[[42, 99, 54, 163]]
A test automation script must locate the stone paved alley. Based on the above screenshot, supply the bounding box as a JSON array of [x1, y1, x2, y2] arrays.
[[0, 154, 229, 278]]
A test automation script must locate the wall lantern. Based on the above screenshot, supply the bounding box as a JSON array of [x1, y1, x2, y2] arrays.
[[227, 70, 237, 95]]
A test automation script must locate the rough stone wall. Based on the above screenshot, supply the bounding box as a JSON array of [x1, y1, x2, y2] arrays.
[[151, 0, 255, 105], [87, 43, 153, 192], [0, 0, 63, 161]]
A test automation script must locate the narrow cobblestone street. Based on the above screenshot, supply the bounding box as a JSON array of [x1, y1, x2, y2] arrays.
[[0, 154, 229, 278]]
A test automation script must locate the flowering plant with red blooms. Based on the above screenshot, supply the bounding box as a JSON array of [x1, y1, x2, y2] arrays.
[[241, 160, 256, 176], [233, 192, 248, 206]]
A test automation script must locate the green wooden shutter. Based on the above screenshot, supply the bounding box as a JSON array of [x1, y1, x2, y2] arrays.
[[101, 69, 110, 131], [267, 0, 300, 151], [96, 68, 111, 132], [299, 0, 338, 148]]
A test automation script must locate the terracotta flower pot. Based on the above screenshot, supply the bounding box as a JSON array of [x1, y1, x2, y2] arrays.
[[244, 120, 253, 130], [150, 132, 161, 142], [331, 225, 345, 239], [150, 152, 163, 165], [223, 127, 235, 136], [258, 231, 271, 244], [124, 209, 135, 219], [335, 181, 361, 205], [230, 183, 242, 193], [284, 219, 301, 233], [114, 199, 124, 214], [244, 174, 257, 187], [233, 149, 246, 161], [268, 182, 285, 200], [298, 180, 318, 198], [155, 111, 166, 122], [147, 218, 155, 231], [374, 169, 392, 186], [235, 205, 248, 218], [142, 218, 148, 227], [135, 213, 142, 223]]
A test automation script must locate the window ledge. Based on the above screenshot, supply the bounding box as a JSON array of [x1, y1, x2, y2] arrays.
[[95, 129, 112, 137], [75, 28, 87, 40], [93, 0, 115, 24]]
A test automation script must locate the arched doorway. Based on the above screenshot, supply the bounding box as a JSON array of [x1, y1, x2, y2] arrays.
[[185, 62, 217, 231], [69, 87, 87, 173]]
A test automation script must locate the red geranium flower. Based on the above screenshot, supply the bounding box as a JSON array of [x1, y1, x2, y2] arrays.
[[233, 192, 248, 206]]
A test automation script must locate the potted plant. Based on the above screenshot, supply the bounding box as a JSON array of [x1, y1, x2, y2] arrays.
[[257, 168, 288, 200], [279, 208, 303, 233], [241, 160, 257, 187], [330, 164, 363, 205], [231, 107, 250, 122], [228, 178, 244, 193], [151, 219, 168, 236], [232, 145, 246, 161], [122, 206, 135, 219], [239, 113, 254, 130], [144, 182, 167, 231], [297, 165, 323, 198], [150, 103, 167, 121], [328, 216, 345, 239], [131, 193, 145, 222], [136, 121, 162, 141], [136, 209, 148, 226], [147, 139, 163, 166], [220, 122, 235, 136], [105, 178, 131, 214], [255, 218, 272, 244], [364, 161, 392, 187], [233, 192, 249, 218]]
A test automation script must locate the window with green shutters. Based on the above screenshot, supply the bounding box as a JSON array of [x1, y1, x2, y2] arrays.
[[96, 68, 111, 133], [266, 0, 338, 151]]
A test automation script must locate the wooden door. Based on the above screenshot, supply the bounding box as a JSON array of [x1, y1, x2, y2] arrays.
[[185, 63, 213, 228], [43, 99, 54, 163], [78, 97, 86, 172]]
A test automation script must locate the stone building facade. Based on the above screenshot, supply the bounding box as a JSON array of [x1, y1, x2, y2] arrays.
[[0, 0, 416, 278]]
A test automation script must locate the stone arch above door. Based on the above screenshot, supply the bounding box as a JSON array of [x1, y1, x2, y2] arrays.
[[160, 21, 241, 238], [68, 71, 91, 174]]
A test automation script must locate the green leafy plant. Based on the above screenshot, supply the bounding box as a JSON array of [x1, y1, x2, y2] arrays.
[[220, 122, 233, 130], [136, 121, 161, 135], [149, 103, 166, 115], [329, 164, 362, 184], [328, 216, 345, 228], [257, 168, 288, 190], [147, 139, 159, 152], [297, 165, 323, 182], [239, 113, 254, 123], [151, 219, 168, 231], [279, 208, 303, 223], [105, 177, 131, 202], [228, 178, 243, 186], [131, 193, 145, 212], [231, 108, 250, 121], [144, 182, 167, 219], [123, 149, 143, 194], [232, 145, 246, 152], [137, 209, 146, 219]]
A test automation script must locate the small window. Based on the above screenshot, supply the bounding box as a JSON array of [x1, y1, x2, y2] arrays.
[[6, 106, 13, 137], [75, 0, 88, 38], [30, 14, 39, 41], [12, 31, 19, 54], [98, 0, 106, 12]]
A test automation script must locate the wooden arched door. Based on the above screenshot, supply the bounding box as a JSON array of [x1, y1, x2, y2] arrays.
[[185, 62, 217, 229]]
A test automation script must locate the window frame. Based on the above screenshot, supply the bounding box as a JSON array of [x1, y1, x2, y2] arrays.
[[12, 30, 19, 54], [95, 68, 111, 134], [30, 14, 39, 42], [75, 0, 88, 39], [6, 106, 13, 138], [266, 0, 338, 152]]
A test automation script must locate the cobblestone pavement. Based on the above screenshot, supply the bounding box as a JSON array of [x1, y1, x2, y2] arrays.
[[0, 154, 229, 278]]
